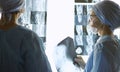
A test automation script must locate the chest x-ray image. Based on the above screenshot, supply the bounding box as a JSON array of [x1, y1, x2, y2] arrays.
[[53, 37, 84, 72]]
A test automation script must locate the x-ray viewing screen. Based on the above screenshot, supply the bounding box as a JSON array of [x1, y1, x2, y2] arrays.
[[74, 4, 99, 55], [18, 0, 47, 49]]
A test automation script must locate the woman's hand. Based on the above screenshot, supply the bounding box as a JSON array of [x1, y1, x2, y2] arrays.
[[74, 55, 86, 69]]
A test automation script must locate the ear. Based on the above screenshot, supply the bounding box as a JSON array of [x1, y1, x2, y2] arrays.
[[93, 18, 102, 27], [19, 9, 25, 13]]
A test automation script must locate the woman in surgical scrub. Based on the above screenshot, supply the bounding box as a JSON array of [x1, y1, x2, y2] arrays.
[[0, 0, 52, 72], [84, 0, 120, 72]]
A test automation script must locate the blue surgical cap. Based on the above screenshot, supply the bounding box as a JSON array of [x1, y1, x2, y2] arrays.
[[0, 0, 24, 13], [92, 0, 120, 30]]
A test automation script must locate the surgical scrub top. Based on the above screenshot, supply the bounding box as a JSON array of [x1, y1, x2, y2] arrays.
[[84, 35, 120, 72], [0, 25, 52, 72]]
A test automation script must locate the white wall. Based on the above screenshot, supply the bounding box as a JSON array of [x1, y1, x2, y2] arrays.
[[112, 0, 120, 5], [46, 0, 74, 72]]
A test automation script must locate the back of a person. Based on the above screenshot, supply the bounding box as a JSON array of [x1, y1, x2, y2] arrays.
[[0, 0, 52, 71], [0, 25, 52, 72], [0, 25, 30, 72]]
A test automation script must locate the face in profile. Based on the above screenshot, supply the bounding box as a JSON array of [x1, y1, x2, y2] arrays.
[[88, 10, 101, 34], [89, 10, 101, 28]]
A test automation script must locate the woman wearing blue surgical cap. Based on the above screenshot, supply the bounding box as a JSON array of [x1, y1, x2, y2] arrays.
[[0, 0, 52, 72], [84, 0, 120, 72]]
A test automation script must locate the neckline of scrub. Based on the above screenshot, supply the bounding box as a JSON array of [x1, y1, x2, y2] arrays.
[[0, 25, 20, 32], [96, 35, 113, 43]]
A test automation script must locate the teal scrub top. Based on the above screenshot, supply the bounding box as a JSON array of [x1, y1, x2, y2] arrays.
[[0, 25, 52, 72], [84, 35, 120, 72]]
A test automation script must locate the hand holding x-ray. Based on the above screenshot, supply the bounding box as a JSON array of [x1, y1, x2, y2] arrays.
[[74, 55, 86, 69]]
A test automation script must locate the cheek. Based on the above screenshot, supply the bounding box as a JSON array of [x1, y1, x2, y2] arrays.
[[89, 17, 96, 27], [89, 20, 95, 27], [90, 19, 101, 28]]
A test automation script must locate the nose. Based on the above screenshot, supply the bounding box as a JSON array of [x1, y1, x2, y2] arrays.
[[89, 17, 92, 23], [89, 19, 90, 23], [0, 13, 1, 19]]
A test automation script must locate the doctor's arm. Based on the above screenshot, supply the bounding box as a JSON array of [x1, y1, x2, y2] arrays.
[[91, 47, 112, 72]]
